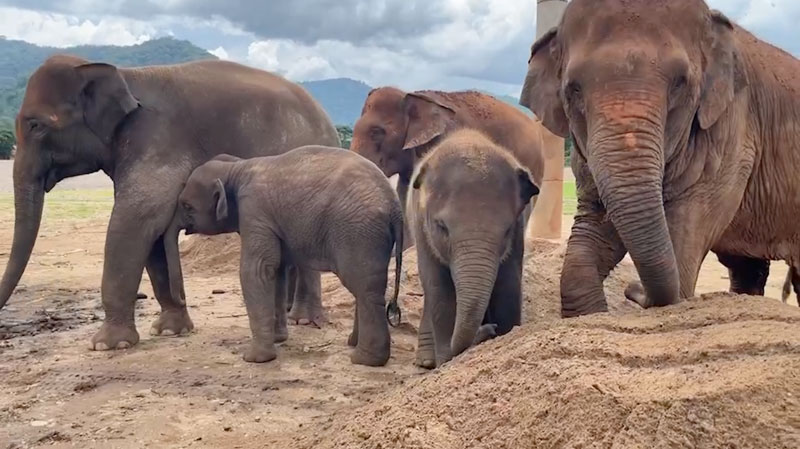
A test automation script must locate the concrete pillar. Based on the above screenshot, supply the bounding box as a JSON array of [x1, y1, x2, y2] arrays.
[[527, 0, 568, 241]]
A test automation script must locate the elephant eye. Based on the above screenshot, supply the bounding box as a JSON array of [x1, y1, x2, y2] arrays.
[[369, 126, 385, 144], [671, 75, 688, 92], [434, 219, 448, 236], [26, 118, 45, 135], [565, 81, 582, 100]]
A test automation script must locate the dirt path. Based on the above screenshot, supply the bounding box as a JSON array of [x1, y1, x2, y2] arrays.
[[0, 195, 797, 448]]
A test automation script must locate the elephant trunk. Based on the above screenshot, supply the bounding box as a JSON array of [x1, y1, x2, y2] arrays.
[[0, 161, 46, 310], [587, 114, 679, 308], [449, 240, 500, 357], [164, 210, 186, 306]]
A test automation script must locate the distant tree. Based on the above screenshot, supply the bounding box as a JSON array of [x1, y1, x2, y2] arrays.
[[564, 135, 575, 167], [336, 125, 353, 149], [0, 128, 15, 159]]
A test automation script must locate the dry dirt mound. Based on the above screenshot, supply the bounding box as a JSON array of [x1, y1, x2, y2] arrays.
[[286, 294, 800, 449], [179, 235, 640, 326]]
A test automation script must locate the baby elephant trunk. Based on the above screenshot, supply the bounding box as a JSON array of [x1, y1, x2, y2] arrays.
[[450, 243, 500, 358], [164, 213, 186, 306]]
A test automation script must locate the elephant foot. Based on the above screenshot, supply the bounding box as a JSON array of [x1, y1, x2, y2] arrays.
[[350, 346, 390, 367], [90, 322, 140, 351], [275, 324, 289, 344], [473, 323, 498, 345], [243, 343, 278, 363], [624, 281, 649, 308], [288, 302, 329, 328], [149, 308, 194, 337], [414, 351, 436, 370]]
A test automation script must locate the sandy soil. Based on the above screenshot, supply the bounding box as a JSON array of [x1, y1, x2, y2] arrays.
[[0, 192, 798, 448]]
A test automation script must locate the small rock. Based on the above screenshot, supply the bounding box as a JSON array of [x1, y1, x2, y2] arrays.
[[136, 292, 148, 300], [30, 420, 49, 427], [212, 289, 226, 295], [223, 426, 232, 432]]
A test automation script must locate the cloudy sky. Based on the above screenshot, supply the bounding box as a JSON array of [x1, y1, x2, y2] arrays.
[[0, 1, 797, 96]]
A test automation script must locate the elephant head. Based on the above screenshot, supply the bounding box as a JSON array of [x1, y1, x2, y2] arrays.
[[164, 156, 242, 303], [351, 87, 456, 178], [413, 131, 538, 357], [520, 0, 747, 308], [0, 56, 139, 310]]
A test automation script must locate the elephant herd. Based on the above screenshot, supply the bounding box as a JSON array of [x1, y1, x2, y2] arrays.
[[1, 0, 799, 369]]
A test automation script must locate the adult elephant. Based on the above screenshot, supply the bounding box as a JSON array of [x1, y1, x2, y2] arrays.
[[0, 56, 339, 349], [350, 88, 545, 245], [520, 0, 800, 316]]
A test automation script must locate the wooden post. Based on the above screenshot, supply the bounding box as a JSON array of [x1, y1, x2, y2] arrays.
[[527, 0, 568, 241]]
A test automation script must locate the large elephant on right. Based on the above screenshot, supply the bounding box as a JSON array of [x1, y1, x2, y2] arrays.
[[520, 0, 800, 316]]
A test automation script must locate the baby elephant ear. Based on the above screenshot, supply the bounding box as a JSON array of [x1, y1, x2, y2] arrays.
[[213, 179, 228, 221], [517, 168, 539, 202]]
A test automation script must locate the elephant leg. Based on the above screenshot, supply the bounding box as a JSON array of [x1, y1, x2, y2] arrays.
[[414, 299, 436, 369], [147, 236, 195, 337], [339, 261, 391, 367], [239, 233, 281, 363], [716, 253, 769, 296], [347, 303, 359, 347], [561, 212, 627, 317], [274, 265, 289, 343], [488, 218, 524, 334], [286, 266, 297, 312], [91, 195, 175, 351], [287, 268, 327, 327]]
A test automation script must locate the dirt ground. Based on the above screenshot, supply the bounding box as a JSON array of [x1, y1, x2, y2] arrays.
[[0, 186, 798, 448]]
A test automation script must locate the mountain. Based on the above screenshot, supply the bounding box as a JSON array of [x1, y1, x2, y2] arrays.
[[299, 78, 373, 126], [0, 37, 530, 130]]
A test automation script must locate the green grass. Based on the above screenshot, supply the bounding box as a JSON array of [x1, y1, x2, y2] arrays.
[[563, 181, 576, 216], [0, 189, 114, 222]]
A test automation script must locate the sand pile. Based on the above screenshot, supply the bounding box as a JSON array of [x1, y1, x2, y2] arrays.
[[179, 234, 639, 326], [287, 294, 800, 449]]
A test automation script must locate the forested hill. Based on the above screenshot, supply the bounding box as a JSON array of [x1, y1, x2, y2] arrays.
[[0, 37, 528, 130]]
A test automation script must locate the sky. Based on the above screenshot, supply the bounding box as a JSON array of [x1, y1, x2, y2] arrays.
[[0, 1, 797, 96]]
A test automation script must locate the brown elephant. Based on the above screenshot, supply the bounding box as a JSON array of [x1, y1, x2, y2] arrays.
[[0, 56, 339, 350], [163, 148, 403, 366], [409, 130, 538, 368], [350, 88, 545, 245], [520, 0, 800, 316]]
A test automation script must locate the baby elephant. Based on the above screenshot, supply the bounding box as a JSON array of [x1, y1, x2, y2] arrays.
[[164, 147, 403, 366], [409, 129, 539, 368]]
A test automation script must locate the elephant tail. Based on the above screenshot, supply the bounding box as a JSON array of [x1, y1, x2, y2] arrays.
[[386, 207, 404, 327]]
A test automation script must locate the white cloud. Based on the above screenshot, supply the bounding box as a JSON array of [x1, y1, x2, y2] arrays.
[[0, 7, 154, 47], [208, 46, 229, 60]]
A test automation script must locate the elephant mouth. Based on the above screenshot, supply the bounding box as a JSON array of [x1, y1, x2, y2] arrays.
[[184, 226, 196, 235]]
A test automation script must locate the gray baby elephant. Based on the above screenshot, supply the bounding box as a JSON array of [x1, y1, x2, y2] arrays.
[[409, 129, 539, 368], [164, 147, 403, 366]]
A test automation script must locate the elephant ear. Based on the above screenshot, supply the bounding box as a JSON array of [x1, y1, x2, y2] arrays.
[[697, 11, 748, 130], [76, 63, 139, 145], [213, 178, 228, 221], [521, 28, 569, 138], [402, 93, 456, 150], [517, 167, 540, 206]]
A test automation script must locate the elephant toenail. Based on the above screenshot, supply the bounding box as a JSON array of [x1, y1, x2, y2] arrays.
[[180, 328, 189, 335], [161, 329, 176, 337], [94, 343, 109, 351], [149, 327, 160, 336], [116, 341, 131, 349]]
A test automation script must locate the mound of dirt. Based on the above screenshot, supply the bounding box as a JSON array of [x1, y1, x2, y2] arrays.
[[179, 234, 640, 328], [285, 294, 800, 449]]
